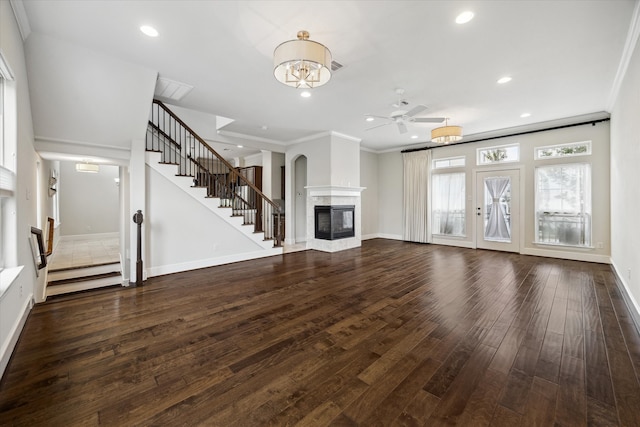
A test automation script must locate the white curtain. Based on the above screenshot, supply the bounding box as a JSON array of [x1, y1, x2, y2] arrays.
[[484, 177, 511, 240], [432, 173, 465, 236], [403, 150, 432, 243]]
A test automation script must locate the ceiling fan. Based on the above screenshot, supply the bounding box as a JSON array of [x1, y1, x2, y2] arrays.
[[365, 104, 446, 134], [365, 89, 445, 134]]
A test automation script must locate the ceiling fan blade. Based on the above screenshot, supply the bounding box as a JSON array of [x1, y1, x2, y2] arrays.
[[366, 122, 392, 131], [412, 117, 446, 123], [405, 104, 428, 117], [397, 122, 408, 134]]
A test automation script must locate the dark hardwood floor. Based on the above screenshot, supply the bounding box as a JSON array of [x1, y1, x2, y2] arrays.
[[1, 239, 640, 426]]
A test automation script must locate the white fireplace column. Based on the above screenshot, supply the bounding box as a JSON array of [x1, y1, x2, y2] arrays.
[[306, 185, 365, 252]]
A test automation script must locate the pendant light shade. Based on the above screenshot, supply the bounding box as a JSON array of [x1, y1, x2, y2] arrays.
[[431, 119, 463, 144], [274, 30, 332, 89]]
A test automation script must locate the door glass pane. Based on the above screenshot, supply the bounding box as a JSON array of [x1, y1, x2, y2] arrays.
[[483, 176, 512, 242]]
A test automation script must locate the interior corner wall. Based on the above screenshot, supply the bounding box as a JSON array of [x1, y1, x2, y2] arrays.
[[611, 34, 640, 315], [1, 0, 40, 377], [58, 161, 119, 236], [377, 151, 404, 239], [360, 150, 379, 238]]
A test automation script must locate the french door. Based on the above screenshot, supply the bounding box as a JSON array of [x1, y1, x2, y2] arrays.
[[475, 169, 520, 252]]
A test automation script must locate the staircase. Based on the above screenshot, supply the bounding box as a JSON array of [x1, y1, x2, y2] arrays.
[[146, 100, 284, 248], [47, 262, 122, 297]]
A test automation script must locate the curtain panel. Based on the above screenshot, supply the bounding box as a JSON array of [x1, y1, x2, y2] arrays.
[[402, 150, 432, 243]]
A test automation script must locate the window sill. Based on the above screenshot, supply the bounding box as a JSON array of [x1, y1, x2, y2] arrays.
[[0, 266, 24, 300], [533, 242, 594, 250]]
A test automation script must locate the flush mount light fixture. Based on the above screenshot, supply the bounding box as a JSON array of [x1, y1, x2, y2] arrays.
[[140, 25, 159, 37], [497, 76, 512, 84], [456, 11, 475, 24], [274, 30, 332, 89], [75, 162, 99, 173], [431, 119, 463, 144]]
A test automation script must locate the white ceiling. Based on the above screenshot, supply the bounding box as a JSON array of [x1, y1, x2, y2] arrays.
[[20, 0, 637, 153]]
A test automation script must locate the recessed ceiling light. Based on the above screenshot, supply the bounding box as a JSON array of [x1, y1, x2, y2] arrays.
[[497, 76, 512, 84], [520, 113, 531, 118], [237, 145, 243, 148], [456, 11, 475, 24], [140, 25, 159, 37], [366, 117, 374, 122], [300, 91, 311, 98], [410, 135, 418, 139]]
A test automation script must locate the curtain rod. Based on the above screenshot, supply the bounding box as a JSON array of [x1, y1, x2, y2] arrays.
[[401, 117, 610, 153]]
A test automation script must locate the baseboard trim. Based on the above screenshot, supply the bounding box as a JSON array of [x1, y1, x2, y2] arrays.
[[362, 233, 403, 241], [520, 247, 610, 264], [0, 295, 33, 379], [147, 248, 284, 278], [610, 260, 640, 333]]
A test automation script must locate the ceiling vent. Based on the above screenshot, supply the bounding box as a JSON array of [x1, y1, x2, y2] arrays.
[[331, 60, 344, 72], [154, 76, 194, 101]]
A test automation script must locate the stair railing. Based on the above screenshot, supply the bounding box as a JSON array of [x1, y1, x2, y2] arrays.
[[147, 100, 283, 246]]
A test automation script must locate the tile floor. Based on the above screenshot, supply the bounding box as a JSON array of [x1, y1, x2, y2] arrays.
[[48, 236, 120, 271]]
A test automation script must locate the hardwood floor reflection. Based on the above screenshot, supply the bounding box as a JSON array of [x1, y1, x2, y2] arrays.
[[1, 239, 639, 426]]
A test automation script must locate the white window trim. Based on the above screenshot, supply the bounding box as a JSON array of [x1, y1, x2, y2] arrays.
[[535, 140, 592, 160], [433, 156, 466, 169], [477, 143, 520, 165]]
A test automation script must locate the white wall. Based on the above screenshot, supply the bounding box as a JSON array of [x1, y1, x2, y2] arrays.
[[377, 151, 404, 239], [360, 150, 379, 238], [0, 1, 41, 378], [24, 33, 157, 149], [145, 166, 269, 276], [59, 162, 119, 236], [611, 32, 640, 317]]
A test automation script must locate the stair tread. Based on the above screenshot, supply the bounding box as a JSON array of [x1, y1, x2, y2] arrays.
[[48, 271, 121, 287], [49, 261, 120, 273]]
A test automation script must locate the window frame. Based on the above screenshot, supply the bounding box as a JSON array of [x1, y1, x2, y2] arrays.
[[534, 140, 592, 160], [534, 162, 592, 248], [431, 171, 466, 237], [477, 143, 520, 166], [433, 156, 466, 170]]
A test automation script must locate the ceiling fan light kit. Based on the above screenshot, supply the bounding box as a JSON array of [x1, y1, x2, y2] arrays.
[[273, 30, 332, 89]]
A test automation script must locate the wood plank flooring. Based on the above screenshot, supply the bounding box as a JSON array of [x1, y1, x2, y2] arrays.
[[1, 239, 640, 426]]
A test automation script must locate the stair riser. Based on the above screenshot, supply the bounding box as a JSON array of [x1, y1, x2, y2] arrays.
[[46, 276, 123, 297], [49, 264, 121, 282]]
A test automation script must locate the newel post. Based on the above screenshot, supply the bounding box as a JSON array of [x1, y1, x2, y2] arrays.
[[132, 210, 144, 286]]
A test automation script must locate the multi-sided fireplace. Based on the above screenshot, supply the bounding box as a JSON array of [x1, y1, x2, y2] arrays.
[[314, 205, 355, 240]]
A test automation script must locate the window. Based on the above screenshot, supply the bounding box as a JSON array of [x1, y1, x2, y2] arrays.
[[535, 141, 591, 159], [433, 156, 465, 169], [477, 144, 520, 165], [432, 173, 465, 236], [535, 163, 591, 247]]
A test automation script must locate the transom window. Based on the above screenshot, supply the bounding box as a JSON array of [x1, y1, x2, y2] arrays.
[[433, 156, 465, 169], [477, 144, 520, 165], [535, 141, 592, 159]]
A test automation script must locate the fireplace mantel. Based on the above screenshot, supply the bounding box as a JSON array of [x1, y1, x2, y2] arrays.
[[305, 185, 366, 197]]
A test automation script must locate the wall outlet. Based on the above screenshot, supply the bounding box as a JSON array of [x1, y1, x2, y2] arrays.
[[19, 285, 23, 297], [628, 269, 632, 280]]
